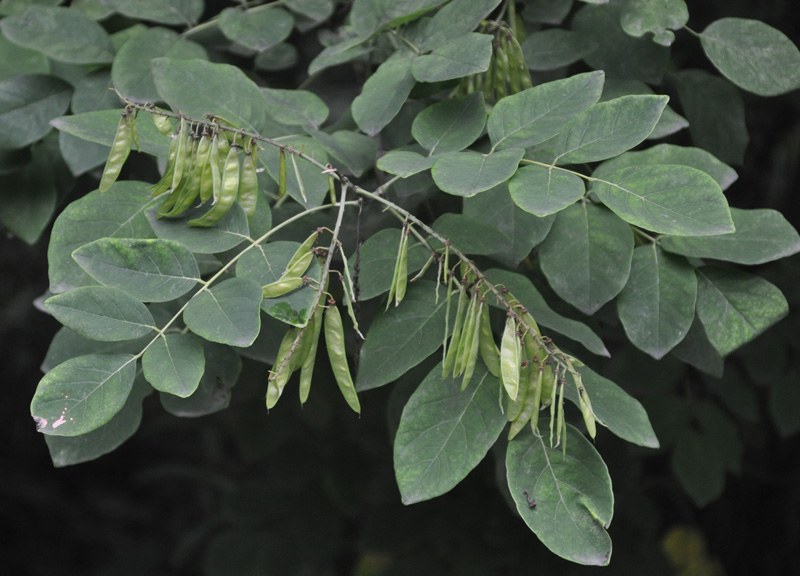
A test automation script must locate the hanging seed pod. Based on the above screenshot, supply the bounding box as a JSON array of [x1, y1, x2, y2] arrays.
[[324, 303, 361, 414], [299, 303, 325, 404], [267, 327, 300, 410], [478, 300, 501, 378], [500, 315, 520, 401], [238, 144, 259, 222], [278, 148, 287, 199], [262, 276, 304, 299], [152, 112, 173, 136], [99, 109, 133, 193], [188, 143, 240, 226], [443, 282, 467, 377]]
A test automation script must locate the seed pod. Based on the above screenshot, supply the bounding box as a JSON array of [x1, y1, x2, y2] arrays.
[[461, 296, 483, 389], [506, 359, 529, 422], [216, 133, 230, 177], [188, 144, 240, 227], [209, 134, 222, 204], [502, 32, 521, 94], [129, 111, 140, 152], [199, 135, 217, 204], [394, 227, 409, 307], [509, 34, 532, 90], [500, 315, 520, 401], [160, 135, 205, 218], [576, 373, 597, 439], [508, 370, 538, 440], [262, 276, 304, 299], [455, 290, 478, 377], [239, 148, 258, 223], [152, 112, 173, 136], [478, 301, 501, 378], [443, 282, 467, 376], [328, 174, 336, 204], [278, 148, 287, 199], [150, 127, 181, 197], [267, 327, 300, 409], [529, 364, 544, 433], [284, 230, 319, 277], [483, 49, 495, 100], [299, 303, 325, 404], [170, 116, 189, 193], [494, 39, 507, 99], [324, 303, 361, 414], [99, 109, 133, 192], [386, 226, 408, 311]]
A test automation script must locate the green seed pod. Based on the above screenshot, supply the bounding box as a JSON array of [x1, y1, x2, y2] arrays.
[[461, 296, 483, 390], [267, 327, 299, 410], [129, 111, 140, 152], [262, 276, 304, 299], [324, 303, 361, 414], [478, 301, 501, 378], [328, 174, 336, 204], [443, 282, 467, 377], [509, 34, 532, 90], [290, 152, 307, 203], [508, 370, 538, 440], [500, 315, 520, 401], [239, 148, 258, 223], [170, 116, 188, 193], [576, 373, 597, 439], [278, 148, 287, 199], [394, 227, 409, 307], [99, 110, 133, 193], [188, 144, 240, 227], [152, 112, 173, 136], [284, 230, 319, 277], [199, 136, 217, 204], [506, 359, 529, 422], [299, 303, 324, 404]]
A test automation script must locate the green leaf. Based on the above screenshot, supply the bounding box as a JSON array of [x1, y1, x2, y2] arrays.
[[48, 182, 157, 294], [235, 241, 322, 327], [254, 42, 298, 72], [415, 0, 501, 51], [377, 150, 436, 177], [462, 184, 555, 267], [411, 33, 492, 82], [44, 286, 156, 342], [617, 245, 697, 359], [488, 71, 604, 151], [592, 143, 737, 191], [598, 79, 688, 141], [0, 6, 114, 64], [142, 333, 205, 397], [695, 267, 788, 357], [0, 27, 48, 80], [31, 353, 137, 436], [412, 92, 486, 154], [102, 0, 204, 25], [661, 208, 800, 265], [554, 95, 668, 164], [520, 0, 573, 25], [352, 53, 416, 137], [671, 314, 723, 377], [219, 6, 294, 52], [260, 136, 330, 208], [348, 228, 431, 301], [700, 18, 800, 97], [564, 364, 659, 448], [394, 362, 506, 504], [308, 39, 373, 76], [508, 163, 585, 216], [111, 27, 207, 104], [485, 268, 609, 357], [432, 148, 524, 197], [671, 430, 725, 507], [0, 74, 71, 150], [306, 128, 377, 177], [51, 109, 171, 157], [521, 29, 598, 71], [59, 131, 108, 176], [673, 69, 748, 165], [357, 281, 449, 391], [539, 202, 634, 315], [284, 0, 334, 23], [152, 58, 277, 137], [620, 0, 688, 47], [160, 342, 240, 417], [571, 1, 669, 84], [42, 327, 151, 373], [72, 238, 200, 303], [44, 374, 151, 467], [0, 139, 58, 244], [591, 164, 734, 236], [261, 88, 328, 129], [184, 278, 263, 347], [146, 204, 250, 255], [506, 424, 613, 566]]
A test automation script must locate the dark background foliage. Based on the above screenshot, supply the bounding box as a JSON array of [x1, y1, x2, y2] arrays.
[[2, 1, 799, 574]]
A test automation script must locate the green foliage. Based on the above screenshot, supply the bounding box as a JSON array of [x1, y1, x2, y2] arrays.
[[3, 0, 800, 572]]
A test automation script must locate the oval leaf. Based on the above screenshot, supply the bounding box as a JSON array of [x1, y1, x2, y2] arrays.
[[700, 18, 800, 97], [146, 203, 250, 255], [695, 267, 788, 357], [412, 92, 486, 154], [72, 238, 200, 302], [261, 87, 328, 129], [394, 362, 506, 504], [376, 150, 436, 178], [0, 74, 71, 150], [554, 95, 668, 164], [539, 202, 634, 315], [521, 29, 598, 71], [184, 277, 263, 347], [103, 0, 204, 25], [0, 6, 114, 64], [488, 71, 604, 151], [353, 53, 416, 137], [219, 6, 294, 52], [620, 0, 688, 46], [31, 353, 137, 436], [411, 32, 492, 82], [506, 424, 613, 566], [617, 245, 697, 359], [357, 281, 449, 391], [660, 208, 800, 265], [44, 286, 156, 342], [142, 332, 205, 397], [591, 164, 734, 236], [432, 147, 524, 197], [509, 163, 585, 216]]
